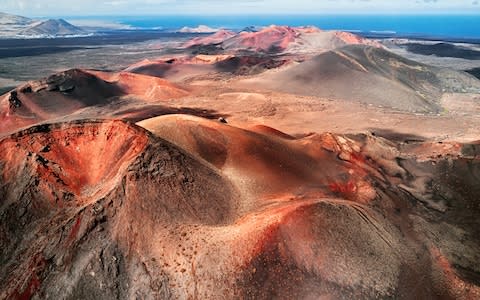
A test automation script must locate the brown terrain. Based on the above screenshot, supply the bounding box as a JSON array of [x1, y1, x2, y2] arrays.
[[1, 26, 480, 299]]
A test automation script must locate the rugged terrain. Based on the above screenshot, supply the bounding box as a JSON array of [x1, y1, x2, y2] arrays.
[[1, 25, 480, 299]]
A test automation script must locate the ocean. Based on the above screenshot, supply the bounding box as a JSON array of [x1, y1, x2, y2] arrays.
[[95, 15, 480, 40]]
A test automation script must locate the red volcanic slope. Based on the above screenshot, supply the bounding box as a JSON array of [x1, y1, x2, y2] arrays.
[[223, 26, 298, 52], [126, 54, 233, 69], [124, 58, 212, 82], [334, 31, 379, 46], [0, 69, 189, 135], [138, 114, 377, 203], [139, 115, 480, 291], [87, 70, 189, 101], [184, 25, 383, 53], [0, 117, 479, 298], [123, 55, 236, 80], [124, 54, 289, 79], [0, 120, 237, 299], [0, 69, 122, 135], [183, 29, 236, 47]]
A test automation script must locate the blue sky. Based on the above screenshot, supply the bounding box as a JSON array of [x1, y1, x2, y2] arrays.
[[2, 0, 480, 16]]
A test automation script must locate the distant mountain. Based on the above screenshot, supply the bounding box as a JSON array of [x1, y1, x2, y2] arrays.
[[0, 12, 32, 25], [0, 13, 90, 38], [0, 12, 34, 37], [19, 19, 86, 37], [184, 25, 382, 54]]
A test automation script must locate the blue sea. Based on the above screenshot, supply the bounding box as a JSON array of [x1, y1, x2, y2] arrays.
[[87, 15, 480, 40]]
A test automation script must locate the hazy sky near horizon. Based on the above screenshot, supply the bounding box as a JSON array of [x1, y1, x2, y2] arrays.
[[2, 0, 480, 16]]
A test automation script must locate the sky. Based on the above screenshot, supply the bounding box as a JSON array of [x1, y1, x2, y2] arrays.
[[2, 0, 480, 16]]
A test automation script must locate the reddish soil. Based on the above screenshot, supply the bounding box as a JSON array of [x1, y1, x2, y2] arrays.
[[1, 117, 478, 299], [183, 29, 236, 48]]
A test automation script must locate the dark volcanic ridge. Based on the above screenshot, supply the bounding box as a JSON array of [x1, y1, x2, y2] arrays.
[[405, 42, 480, 60], [466, 67, 480, 80]]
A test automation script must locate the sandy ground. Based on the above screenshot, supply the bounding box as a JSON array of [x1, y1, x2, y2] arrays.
[[166, 78, 480, 143]]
